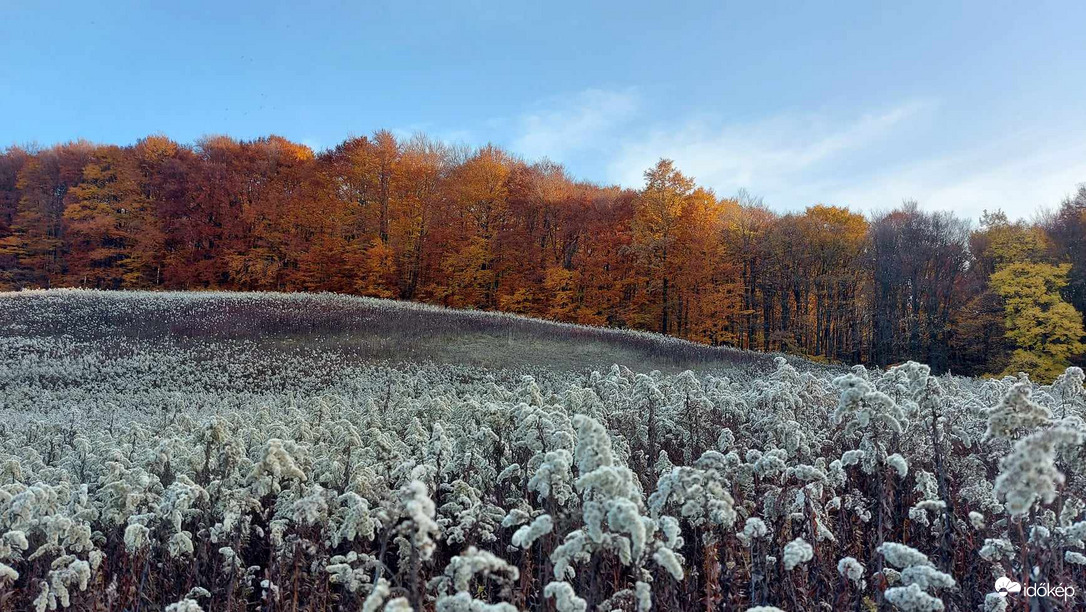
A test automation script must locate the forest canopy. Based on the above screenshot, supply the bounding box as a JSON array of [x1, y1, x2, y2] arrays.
[[1, 133, 1084, 379]]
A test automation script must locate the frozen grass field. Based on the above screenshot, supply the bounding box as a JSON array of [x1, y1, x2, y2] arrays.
[[1, 289, 777, 374], [1, 290, 1085, 611]]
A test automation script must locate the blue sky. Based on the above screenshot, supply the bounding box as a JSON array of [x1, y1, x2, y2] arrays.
[[3, 0, 1085, 220]]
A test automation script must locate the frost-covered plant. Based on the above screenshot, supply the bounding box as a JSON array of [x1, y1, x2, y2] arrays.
[[648, 451, 737, 533], [837, 556, 864, 586], [832, 371, 908, 477], [782, 537, 813, 571], [994, 417, 1085, 516], [834, 372, 906, 440], [247, 438, 308, 496], [165, 599, 204, 612], [510, 513, 552, 548], [397, 479, 440, 561], [736, 517, 769, 547], [434, 546, 518, 611], [985, 381, 1053, 441], [545, 581, 587, 612], [877, 543, 955, 611]]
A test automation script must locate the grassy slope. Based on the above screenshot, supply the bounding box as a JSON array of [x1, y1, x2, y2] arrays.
[[0, 289, 794, 375]]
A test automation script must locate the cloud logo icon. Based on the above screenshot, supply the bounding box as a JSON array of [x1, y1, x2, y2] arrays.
[[995, 576, 1022, 597]]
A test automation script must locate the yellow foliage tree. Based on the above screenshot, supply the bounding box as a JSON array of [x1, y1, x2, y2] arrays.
[[990, 262, 1085, 381]]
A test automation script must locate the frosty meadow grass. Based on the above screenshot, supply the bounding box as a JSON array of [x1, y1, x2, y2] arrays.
[[1, 290, 1085, 611]]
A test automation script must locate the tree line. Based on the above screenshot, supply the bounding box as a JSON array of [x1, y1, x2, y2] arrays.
[[1, 133, 1083, 379]]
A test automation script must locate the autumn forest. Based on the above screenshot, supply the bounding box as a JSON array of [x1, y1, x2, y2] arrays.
[[1, 133, 1084, 379]]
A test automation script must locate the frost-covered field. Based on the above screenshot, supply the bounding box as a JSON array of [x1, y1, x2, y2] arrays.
[[1, 290, 1085, 612]]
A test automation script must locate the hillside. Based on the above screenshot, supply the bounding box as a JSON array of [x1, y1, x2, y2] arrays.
[[0, 289, 780, 375]]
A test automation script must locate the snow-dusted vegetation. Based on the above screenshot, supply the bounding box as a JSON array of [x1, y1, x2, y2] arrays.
[[1, 290, 1085, 611]]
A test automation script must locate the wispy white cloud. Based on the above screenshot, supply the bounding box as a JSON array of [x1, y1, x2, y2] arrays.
[[512, 88, 638, 161], [605, 100, 934, 198], [812, 133, 1086, 221], [507, 88, 1086, 220]]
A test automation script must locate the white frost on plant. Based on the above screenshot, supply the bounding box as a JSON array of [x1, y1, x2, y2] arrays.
[[968, 511, 985, 529], [984, 382, 1052, 441], [837, 556, 864, 585], [782, 538, 813, 571], [165, 599, 204, 612], [983, 592, 1008, 612], [511, 514, 553, 549], [398, 480, 440, 561], [545, 581, 587, 612], [994, 417, 1085, 516], [878, 542, 954, 612], [362, 578, 391, 612], [123, 523, 150, 553], [443, 546, 519, 594], [1066, 551, 1086, 565], [383, 597, 414, 612], [247, 438, 307, 496], [878, 542, 934, 569], [886, 454, 908, 478], [884, 582, 946, 612], [653, 546, 684, 580]]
